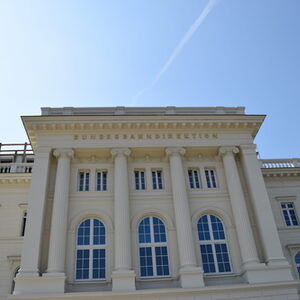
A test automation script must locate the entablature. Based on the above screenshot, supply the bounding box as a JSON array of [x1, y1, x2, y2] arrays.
[[22, 114, 264, 148]]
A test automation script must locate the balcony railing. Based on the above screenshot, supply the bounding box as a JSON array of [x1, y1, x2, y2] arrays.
[[0, 163, 33, 174], [260, 159, 300, 169], [0, 143, 34, 174]]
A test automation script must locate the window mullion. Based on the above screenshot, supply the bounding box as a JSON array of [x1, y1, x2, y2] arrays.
[[149, 217, 156, 276], [207, 215, 218, 273]]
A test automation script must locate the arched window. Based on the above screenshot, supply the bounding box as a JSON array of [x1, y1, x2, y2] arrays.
[[295, 252, 300, 277], [138, 216, 170, 278], [76, 218, 106, 280], [197, 215, 231, 274]]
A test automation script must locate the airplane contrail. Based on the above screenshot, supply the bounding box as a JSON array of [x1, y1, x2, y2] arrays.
[[131, 0, 220, 104]]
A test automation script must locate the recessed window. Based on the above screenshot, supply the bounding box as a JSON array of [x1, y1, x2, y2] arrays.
[[135, 170, 146, 190], [78, 171, 90, 191], [281, 203, 299, 226], [188, 169, 201, 189], [21, 211, 27, 237], [76, 218, 106, 280], [204, 169, 217, 188], [152, 170, 163, 190], [96, 171, 107, 191], [138, 216, 170, 278], [295, 252, 300, 277], [197, 215, 231, 274]]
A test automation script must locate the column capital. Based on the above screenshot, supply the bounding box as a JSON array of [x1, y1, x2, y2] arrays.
[[53, 149, 74, 159], [219, 146, 239, 157], [111, 148, 131, 157], [165, 147, 186, 157]]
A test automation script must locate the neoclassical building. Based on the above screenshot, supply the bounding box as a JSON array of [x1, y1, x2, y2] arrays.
[[0, 106, 299, 300]]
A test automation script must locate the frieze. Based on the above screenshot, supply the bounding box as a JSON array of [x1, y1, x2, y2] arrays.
[[73, 132, 218, 141]]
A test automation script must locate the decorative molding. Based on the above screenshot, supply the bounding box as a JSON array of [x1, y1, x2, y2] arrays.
[[111, 148, 131, 157], [18, 203, 28, 209], [165, 147, 186, 157], [53, 149, 74, 159], [0, 175, 31, 184], [219, 146, 239, 157]]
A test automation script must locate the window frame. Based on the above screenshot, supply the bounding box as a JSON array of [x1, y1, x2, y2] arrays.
[[188, 168, 201, 189], [78, 170, 90, 192], [151, 169, 164, 190], [75, 218, 106, 281], [280, 202, 299, 227], [197, 214, 232, 275], [134, 169, 146, 190], [137, 216, 171, 279], [204, 168, 218, 188], [96, 170, 108, 191]]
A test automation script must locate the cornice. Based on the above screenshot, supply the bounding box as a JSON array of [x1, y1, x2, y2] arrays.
[[262, 168, 300, 177], [0, 174, 31, 184], [22, 115, 264, 148]]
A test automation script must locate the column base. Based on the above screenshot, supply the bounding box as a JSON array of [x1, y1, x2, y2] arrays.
[[243, 261, 294, 284], [111, 270, 136, 291], [13, 273, 65, 295], [179, 266, 204, 288]]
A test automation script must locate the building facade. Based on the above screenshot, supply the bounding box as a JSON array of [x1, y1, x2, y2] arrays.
[[0, 106, 299, 300]]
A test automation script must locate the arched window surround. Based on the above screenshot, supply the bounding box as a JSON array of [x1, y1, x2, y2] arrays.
[[75, 218, 107, 281], [137, 216, 171, 278], [197, 214, 232, 275]]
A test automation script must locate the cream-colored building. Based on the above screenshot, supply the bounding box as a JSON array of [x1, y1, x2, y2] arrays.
[[0, 106, 299, 300]]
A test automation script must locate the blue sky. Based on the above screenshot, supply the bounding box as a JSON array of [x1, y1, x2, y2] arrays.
[[0, 0, 299, 158]]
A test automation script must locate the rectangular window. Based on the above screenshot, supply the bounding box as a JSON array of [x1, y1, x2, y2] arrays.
[[281, 203, 299, 226], [96, 171, 107, 191], [79, 171, 90, 191], [21, 211, 27, 237], [135, 170, 146, 190], [205, 169, 217, 188], [188, 169, 201, 189], [152, 170, 163, 190]]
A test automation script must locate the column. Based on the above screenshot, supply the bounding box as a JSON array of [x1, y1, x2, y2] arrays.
[[14, 148, 51, 295], [166, 147, 204, 288], [111, 148, 136, 291], [46, 149, 74, 276], [219, 146, 270, 283], [239, 144, 293, 281]]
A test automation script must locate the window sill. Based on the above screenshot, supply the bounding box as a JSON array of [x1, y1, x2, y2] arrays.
[[204, 272, 234, 278], [69, 279, 108, 285], [137, 276, 172, 282], [278, 225, 300, 231]]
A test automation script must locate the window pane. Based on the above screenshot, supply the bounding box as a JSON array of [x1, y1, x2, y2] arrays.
[[295, 253, 300, 264], [210, 215, 225, 240], [155, 246, 169, 276], [77, 219, 90, 245], [93, 249, 105, 279], [198, 215, 210, 240], [200, 244, 215, 273], [93, 219, 105, 245], [139, 247, 153, 277], [215, 244, 231, 273], [76, 250, 90, 279], [138, 217, 151, 243], [153, 217, 166, 243]]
